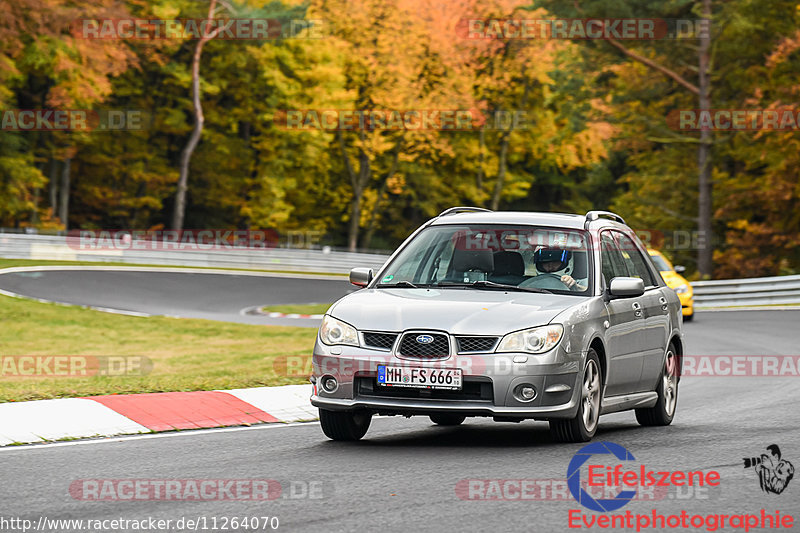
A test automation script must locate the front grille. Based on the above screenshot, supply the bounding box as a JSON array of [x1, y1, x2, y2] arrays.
[[398, 332, 450, 358], [356, 377, 493, 402], [456, 336, 499, 353], [363, 332, 398, 350]]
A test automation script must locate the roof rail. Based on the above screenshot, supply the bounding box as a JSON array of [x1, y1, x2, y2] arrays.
[[585, 210, 625, 225], [437, 206, 493, 217]]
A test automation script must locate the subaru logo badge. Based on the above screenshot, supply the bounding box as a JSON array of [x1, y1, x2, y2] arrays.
[[416, 334, 434, 344]]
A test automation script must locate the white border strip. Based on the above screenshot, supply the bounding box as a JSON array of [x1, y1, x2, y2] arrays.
[[0, 421, 319, 452], [0, 398, 150, 446]]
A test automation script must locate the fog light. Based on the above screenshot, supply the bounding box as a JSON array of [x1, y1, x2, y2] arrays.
[[321, 376, 338, 393], [513, 384, 537, 402]]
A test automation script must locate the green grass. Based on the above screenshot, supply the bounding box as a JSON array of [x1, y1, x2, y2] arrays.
[[0, 295, 317, 402], [260, 303, 332, 315], [0, 257, 347, 277]]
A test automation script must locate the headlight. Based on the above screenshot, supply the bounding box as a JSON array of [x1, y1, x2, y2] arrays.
[[497, 324, 563, 354], [319, 315, 359, 346], [674, 284, 689, 294]]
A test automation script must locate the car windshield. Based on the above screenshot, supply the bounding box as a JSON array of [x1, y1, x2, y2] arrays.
[[376, 224, 592, 296], [649, 254, 671, 272]]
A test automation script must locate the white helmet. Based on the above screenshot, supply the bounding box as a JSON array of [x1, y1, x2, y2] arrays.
[[533, 247, 574, 277]]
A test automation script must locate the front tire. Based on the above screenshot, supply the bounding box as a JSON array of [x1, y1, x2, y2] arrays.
[[636, 344, 679, 426], [319, 409, 371, 441], [550, 349, 602, 443], [429, 414, 466, 426]]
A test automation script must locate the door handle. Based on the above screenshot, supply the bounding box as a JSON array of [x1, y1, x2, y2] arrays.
[[659, 296, 669, 311], [632, 301, 643, 317]]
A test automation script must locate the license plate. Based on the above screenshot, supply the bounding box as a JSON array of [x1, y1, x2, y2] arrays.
[[377, 365, 462, 390]]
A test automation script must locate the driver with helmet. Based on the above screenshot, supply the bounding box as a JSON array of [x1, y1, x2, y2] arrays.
[[529, 247, 587, 291]]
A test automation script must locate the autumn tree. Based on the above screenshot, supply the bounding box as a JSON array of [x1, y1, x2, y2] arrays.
[[0, 0, 138, 228]]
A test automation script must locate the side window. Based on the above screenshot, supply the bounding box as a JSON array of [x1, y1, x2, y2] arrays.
[[600, 232, 628, 287], [613, 232, 656, 287]]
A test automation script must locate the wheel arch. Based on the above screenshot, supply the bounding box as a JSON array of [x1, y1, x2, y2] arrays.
[[669, 334, 684, 382], [588, 336, 607, 386]]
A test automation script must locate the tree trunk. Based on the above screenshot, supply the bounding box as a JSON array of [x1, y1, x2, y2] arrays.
[[360, 178, 386, 251], [488, 82, 528, 211], [697, 0, 713, 278], [348, 150, 371, 251], [476, 128, 485, 190], [171, 0, 218, 231], [49, 157, 58, 214], [361, 148, 401, 249], [348, 193, 362, 252], [58, 158, 71, 229], [31, 186, 40, 225], [339, 130, 373, 252], [489, 131, 511, 210], [587, 4, 712, 274]]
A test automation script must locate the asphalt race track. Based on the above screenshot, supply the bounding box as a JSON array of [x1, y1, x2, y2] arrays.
[[0, 268, 354, 326], [1, 265, 798, 532]]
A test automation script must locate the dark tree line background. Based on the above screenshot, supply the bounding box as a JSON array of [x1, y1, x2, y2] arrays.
[[2, 0, 799, 279]]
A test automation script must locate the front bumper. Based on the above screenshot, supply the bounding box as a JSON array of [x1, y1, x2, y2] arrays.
[[310, 394, 580, 419], [310, 340, 583, 420]]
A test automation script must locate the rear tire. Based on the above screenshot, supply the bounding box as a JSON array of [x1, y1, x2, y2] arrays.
[[319, 409, 371, 441], [550, 349, 602, 443], [636, 344, 679, 426], [429, 414, 466, 426], [683, 312, 694, 322]]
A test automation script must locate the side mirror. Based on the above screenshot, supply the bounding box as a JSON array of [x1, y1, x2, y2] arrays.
[[609, 277, 645, 298], [349, 267, 374, 287], [673, 265, 686, 274]]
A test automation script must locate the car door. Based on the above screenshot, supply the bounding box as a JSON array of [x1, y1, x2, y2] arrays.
[[600, 232, 646, 397], [612, 231, 670, 392]]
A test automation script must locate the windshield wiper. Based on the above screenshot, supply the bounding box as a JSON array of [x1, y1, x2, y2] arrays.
[[436, 280, 552, 294], [376, 280, 423, 288]]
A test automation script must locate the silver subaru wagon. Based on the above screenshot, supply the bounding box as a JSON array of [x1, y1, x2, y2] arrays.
[[310, 208, 683, 442]]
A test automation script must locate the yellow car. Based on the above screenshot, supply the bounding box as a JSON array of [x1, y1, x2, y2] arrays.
[[648, 249, 694, 321]]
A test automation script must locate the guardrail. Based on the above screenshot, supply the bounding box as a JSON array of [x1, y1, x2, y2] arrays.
[[0, 234, 389, 275], [692, 275, 800, 309]]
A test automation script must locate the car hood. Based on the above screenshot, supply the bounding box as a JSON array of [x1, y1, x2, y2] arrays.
[[328, 288, 583, 335], [659, 270, 690, 290]]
